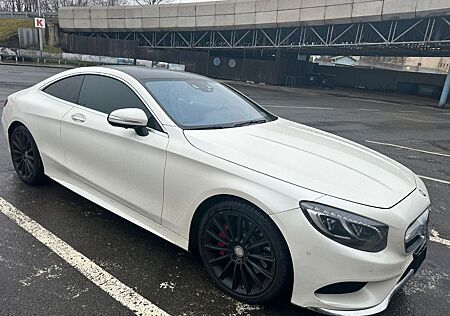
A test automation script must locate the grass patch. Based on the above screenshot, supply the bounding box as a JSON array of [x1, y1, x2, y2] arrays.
[[0, 18, 34, 42], [43, 46, 62, 54]]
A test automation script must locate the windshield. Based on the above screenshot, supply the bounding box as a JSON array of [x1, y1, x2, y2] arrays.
[[142, 78, 275, 129]]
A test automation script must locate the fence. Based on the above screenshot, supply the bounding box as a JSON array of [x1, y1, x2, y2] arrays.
[[285, 65, 447, 98], [317, 65, 445, 97], [18, 28, 38, 48], [0, 47, 186, 71]]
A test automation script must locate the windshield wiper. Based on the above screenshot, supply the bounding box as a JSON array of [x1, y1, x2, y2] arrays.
[[188, 125, 227, 130], [187, 119, 267, 130], [233, 119, 267, 128]]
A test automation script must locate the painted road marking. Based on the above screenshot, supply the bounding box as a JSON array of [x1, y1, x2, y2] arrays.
[[265, 105, 334, 110], [354, 108, 380, 111], [418, 175, 450, 186], [0, 198, 170, 316], [395, 116, 450, 123], [430, 229, 450, 247], [418, 106, 442, 111], [365, 140, 450, 158], [347, 97, 399, 105]]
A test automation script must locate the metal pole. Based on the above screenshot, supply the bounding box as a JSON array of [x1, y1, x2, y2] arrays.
[[241, 50, 246, 81], [439, 68, 450, 108], [37, 0, 43, 56]]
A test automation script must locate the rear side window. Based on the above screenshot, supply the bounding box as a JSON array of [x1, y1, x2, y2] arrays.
[[43, 75, 85, 104], [78, 75, 162, 131]]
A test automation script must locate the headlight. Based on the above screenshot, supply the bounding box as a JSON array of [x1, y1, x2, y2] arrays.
[[300, 201, 389, 252]]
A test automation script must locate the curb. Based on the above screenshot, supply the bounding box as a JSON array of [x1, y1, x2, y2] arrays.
[[0, 61, 74, 69]]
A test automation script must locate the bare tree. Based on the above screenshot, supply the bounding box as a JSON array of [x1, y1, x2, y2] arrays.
[[0, 0, 172, 13], [132, 0, 168, 4]]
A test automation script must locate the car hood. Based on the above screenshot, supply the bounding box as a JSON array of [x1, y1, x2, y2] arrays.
[[184, 118, 416, 209]]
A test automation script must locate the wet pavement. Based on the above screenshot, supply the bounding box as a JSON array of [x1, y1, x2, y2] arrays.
[[0, 64, 449, 315]]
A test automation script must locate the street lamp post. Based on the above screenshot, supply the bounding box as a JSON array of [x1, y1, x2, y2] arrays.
[[37, 0, 44, 55]]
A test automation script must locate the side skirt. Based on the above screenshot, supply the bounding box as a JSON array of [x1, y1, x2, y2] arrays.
[[49, 175, 190, 251]]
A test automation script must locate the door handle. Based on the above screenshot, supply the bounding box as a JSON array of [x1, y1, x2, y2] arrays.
[[71, 113, 86, 123]]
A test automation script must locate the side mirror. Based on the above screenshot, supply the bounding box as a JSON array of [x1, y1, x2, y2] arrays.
[[108, 108, 149, 136]]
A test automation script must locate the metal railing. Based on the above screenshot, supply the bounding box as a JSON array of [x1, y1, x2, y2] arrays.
[[0, 46, 186, 71], [75, 15, 450, 56]]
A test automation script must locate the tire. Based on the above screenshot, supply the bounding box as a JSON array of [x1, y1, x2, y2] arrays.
[[198, 200, 291, 304], [9, 125, 46, 185]]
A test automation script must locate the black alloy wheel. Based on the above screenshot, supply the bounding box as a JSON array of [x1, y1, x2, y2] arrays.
[[10, 125, 45, 185], [198, 200, 291, 304]]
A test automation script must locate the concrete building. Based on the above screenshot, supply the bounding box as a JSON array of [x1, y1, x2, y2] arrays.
[[59, 0, 450, 33], [360, 56, 450, 74]]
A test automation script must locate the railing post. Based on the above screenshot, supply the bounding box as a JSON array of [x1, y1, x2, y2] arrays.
[[439, 68, 450, 108]]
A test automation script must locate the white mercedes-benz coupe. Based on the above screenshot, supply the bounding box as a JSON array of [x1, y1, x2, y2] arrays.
[[2, 66, 430, 315]]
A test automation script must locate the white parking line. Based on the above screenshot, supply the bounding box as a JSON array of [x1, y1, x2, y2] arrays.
[[264, 105, 334, 110], [0, 197, 170, 316], [418, 106, 442, 111], [347, 98, 399, 105], [418, 175, 450, 186], [365, 140, 450, 158], [394, 116, 449, 123], [430, 229, 450, 247]]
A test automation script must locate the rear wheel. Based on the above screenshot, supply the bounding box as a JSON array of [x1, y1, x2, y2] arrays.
[[9, 125, 46, 185], [198, 200, 291, 304]]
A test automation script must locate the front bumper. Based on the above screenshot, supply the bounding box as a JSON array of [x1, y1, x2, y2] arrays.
[[270, 188, 430, 313], [1, 106, 11, 147], [310, 246, 426, 315], [310, 270, 414, 316]]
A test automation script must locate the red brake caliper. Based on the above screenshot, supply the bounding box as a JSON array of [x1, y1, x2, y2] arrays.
[[218, 224, 230, 256]]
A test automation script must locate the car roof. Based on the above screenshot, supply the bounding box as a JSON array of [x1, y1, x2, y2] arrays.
[[104, 65, 208, 81]]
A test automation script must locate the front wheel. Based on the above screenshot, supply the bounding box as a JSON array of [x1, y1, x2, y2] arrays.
[[9, 125, 46, 185], [198, 200, 291, 304]]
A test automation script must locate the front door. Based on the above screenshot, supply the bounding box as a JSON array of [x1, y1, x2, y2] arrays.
[[60, 74, 168, 223]]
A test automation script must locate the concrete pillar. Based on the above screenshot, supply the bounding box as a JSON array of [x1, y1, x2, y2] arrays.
[[439, 68, 450, 108], [46, 22, 60, 47], [275, 49, 282, 85], [241, 50, 246, 82]]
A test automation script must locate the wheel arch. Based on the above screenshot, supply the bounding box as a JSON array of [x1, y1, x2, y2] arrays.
[[188, 193, 295, 298], [7, 120, 46, 177], [7, 120, 27, 140], [188, 194, 293, 264]]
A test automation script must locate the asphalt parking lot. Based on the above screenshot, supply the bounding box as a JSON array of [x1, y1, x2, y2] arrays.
[[0, 64, 449, 315]]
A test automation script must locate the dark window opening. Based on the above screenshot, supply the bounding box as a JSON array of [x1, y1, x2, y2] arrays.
[[43, 75, 85, 104]]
